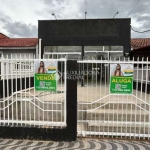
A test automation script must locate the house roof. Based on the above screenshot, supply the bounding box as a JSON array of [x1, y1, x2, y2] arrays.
[[131, 38, 150, 50], [0, 33, 38, 47], [0, 33, 150, 50], [0, 33, 10, 39]]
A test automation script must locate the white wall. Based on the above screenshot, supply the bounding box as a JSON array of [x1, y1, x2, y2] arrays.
[[1, 53, 34, 80]]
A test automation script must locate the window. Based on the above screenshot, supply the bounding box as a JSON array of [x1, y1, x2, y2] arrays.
[[44, 46, 82, 59], [15, 61, 32, 70]]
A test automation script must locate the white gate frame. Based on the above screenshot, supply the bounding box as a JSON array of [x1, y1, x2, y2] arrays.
[[77, 58, 150, 139], [0, 55, 67, 128]]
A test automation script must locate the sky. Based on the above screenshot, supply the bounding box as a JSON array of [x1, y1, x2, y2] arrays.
[[0, 0, 149, 38]]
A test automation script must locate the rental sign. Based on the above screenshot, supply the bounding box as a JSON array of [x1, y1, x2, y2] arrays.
[[110, 64, 133, 94]]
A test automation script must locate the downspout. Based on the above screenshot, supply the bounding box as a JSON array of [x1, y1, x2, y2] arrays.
[[36, 44, 38, 59], [39, 38, 42, 59]]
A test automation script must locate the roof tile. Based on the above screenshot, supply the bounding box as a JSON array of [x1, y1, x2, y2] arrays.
[[131, 38, 150, 50], [0, 37, 38, 47], [0, 33, 10, 39]]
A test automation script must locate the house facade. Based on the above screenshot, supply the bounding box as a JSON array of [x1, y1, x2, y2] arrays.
[[38, 19, 131, 60], [0, 33, 38, 79], [0, 33, 38, 58], [130, 38, 150, 93], [130, 38, 150, 60]]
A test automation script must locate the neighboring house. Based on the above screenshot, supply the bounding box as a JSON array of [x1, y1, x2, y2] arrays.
[[130, 38, 150, 60], [130, 38, 150, 94], [0, 33, 38, 58], [0, 33, 38, 80]]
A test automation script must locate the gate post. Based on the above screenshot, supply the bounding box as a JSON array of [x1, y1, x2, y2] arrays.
[[65, 60, 77, 141]]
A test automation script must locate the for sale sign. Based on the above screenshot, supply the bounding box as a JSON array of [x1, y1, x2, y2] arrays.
[[110, 64, 133, 94], [34, 60, 58, 91]]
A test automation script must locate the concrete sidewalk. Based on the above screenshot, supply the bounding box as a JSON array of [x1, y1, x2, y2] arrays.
[[0, 138, 149, 150]]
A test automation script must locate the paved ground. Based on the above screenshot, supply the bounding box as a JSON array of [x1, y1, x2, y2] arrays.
[[15, 83, 150, 103], [0, 138, 149, 150]]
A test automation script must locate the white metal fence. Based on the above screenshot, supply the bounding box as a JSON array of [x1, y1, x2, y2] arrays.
[[1, 54, 150, 139], [77, 57, 150, 139], [0, 55, 67, 128], [1, 54, 34, 80]]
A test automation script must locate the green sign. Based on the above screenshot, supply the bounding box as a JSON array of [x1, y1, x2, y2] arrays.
[[110, 64, 133, 94], [34, 74, 57, 91], [34, 61, 58, 91], [110, 76, 133, 94]]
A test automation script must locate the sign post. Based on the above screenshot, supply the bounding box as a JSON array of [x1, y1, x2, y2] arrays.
[[110, 64, 133, 94]]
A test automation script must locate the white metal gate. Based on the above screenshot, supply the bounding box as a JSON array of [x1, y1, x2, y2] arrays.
[[77, 57, 150, 139], [0, 54, 67, 128]]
